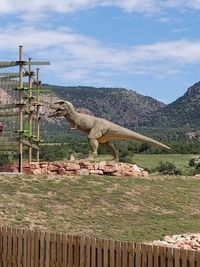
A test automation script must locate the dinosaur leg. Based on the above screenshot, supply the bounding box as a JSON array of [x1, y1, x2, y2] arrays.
[[88, 124, 103, 158], [105, 142, 119, 162], [88, 139, 99, 158]]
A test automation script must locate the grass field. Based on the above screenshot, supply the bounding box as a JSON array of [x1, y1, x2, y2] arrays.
[[132, 153, 198, 174], [0, 172, 200, 243], [94, 153, 199, 174]]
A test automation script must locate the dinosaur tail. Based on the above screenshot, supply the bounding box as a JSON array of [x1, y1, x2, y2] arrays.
[[128, 131, 170, 149]]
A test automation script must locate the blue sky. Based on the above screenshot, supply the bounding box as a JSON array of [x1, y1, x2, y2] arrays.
[[1, 1, 200, 103]]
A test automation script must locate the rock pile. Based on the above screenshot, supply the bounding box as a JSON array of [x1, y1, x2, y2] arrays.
[[21, 161, 148, 177], [150, 234, 200, 250]]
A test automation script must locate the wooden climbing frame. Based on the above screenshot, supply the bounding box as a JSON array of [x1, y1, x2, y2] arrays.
[[0, 45, 50, 172]]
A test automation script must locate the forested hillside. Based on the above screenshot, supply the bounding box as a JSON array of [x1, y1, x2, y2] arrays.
[[1, 82, 200, 144], [44, 84, 165, 128], [141, 82, 200, 129]]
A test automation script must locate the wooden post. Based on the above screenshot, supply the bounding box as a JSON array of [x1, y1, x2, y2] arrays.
[[18, 45, 23, 172], [36, 68, 40, 162], [28, 58, 33, 163]]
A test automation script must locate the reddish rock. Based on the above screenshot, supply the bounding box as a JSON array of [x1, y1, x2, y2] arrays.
[[40, 163, 48, 168], [39, 161, 48, 165], [150, 233, 200, 250], [94, 164, 99, 170], [65, 163, 81, 171], [12, 160, 148, 177], [48, 164, 59, 171], [22, 162, 31, 168], [103, 165, 118, 173], [29, 163, 40, 169], [87, 163, 95, 170], [75, 169, 90, 176], [79, 161, 89, 167], [2, 165, 19, 173], [132, 164, 142, 173], [11, 166, 19, 173], [39, 161, 48, 167], [53, 161, 63, 167], [0, 165, 19, 172], [98, 161, 107, 170], [41, 167, 47, 175], [22, 168, 31, 174], [58, 167, 67, 175], [31, 168, 42, 175], [79, 162, 95, 170], [107, 161, 117, 167], [142, 171, 148, 177], [90, 170, 104, 175], [120, 163, 132, 173]]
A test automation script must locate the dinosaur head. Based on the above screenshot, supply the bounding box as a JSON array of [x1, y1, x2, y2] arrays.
[[49, 100, 75, 117]]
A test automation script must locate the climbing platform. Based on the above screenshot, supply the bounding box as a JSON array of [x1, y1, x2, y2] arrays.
[[0, 46, 50, 172]]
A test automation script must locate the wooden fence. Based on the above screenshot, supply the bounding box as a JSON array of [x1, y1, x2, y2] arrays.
[[0, 227, 200, 267]]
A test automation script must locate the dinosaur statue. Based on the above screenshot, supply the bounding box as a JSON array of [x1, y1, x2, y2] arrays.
[[49, 101, 170, 160]]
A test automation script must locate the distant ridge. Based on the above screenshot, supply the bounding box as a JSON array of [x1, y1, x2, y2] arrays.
[[1, 82, 200, 141], [44, 84, 165, 128], [141, 82, 200, 128]]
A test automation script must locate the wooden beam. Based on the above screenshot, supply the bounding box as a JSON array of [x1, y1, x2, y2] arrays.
[[29, 61, 50, 65], [22, 139, 39, 150], [0, 111, 19, 117], [0, 61, 18, 68], [0, 72, 29, 78], [0, 137, 18, 142], [0, 104, 17, 110], [0, 61, 50, 68], [0, 151, 18, 155], [0, 142, 18, 146]]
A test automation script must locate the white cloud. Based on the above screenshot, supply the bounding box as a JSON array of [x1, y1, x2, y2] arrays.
[[0, 26, 200, 84], [187, 0, 200, 9], [101, 0, 159, 13], [132, 40, 200, 64], [0, 0, 200, 19], [153, 0, 200, 10], [0, 0, 95, 15], [172, 27, 189, 32]]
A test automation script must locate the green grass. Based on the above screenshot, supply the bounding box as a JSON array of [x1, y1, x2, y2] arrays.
[[130, 154, 199, 174], [0, 173, 200, 242]]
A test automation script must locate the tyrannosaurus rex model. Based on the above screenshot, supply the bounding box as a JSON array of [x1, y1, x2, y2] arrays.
[[49, 101, 170, 160]]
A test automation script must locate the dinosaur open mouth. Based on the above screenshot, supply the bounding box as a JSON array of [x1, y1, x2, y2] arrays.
[[48, 108, 62, 117]]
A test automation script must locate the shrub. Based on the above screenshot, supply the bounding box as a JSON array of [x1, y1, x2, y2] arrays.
[[193, 157, 200, 169], [40, 144, 71, 161], [119, 155, 134, 164], [189, 158, 196, 167], [0, 156, 13, 166], [155, 161, 182, 175], [188, 157, 200, 168], [186, 167, 200, 176], [188, 157, 200, 176]]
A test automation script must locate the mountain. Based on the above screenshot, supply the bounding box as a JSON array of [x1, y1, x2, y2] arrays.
[[44, 84, 165, 128], [141, 82, 200, 129], [1, 82, 200, 143]]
